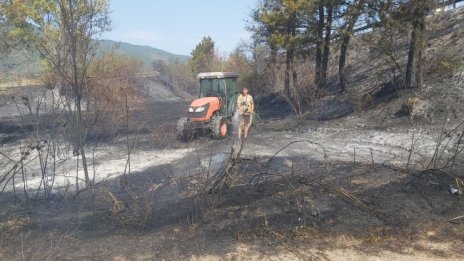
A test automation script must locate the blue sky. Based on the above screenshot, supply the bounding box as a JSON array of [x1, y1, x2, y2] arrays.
[[103, 0, 255, 56]]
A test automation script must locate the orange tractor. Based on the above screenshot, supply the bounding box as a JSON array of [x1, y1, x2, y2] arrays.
[[177, 72, 240, 141]]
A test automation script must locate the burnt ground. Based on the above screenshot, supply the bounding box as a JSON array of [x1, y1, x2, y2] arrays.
[[0, 86, 464, 260], [1, 155, 463, 260]]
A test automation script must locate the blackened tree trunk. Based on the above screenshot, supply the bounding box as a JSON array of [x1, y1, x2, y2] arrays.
[[285, 20, 298, 98], [269, 43, 278, 88], [290, 26, 298, 95], [321, 3, 333, 88], [339, 37, 350, 92], [286, 48, 297, 98], [415, 14, 426, 89], [67, 4, 91, 188], [270, 44, 277, 65], [405, 15, 419, 89], [285, 49, 291, 97], [407, 0, 433, 89], [292, 54, 298, 92], [315, 1, 324, 87], [339, 0, 365, 92], [405, 0, 433, 89]]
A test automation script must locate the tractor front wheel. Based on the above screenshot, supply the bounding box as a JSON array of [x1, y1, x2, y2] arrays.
[[211, 115, 228, 139], [177, 117, 191, 141]]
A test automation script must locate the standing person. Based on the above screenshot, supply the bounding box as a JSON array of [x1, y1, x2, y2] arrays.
[[236, 87, 254, 139]]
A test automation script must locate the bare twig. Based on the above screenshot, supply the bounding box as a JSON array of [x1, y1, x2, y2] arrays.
[[353, 148, 356, 167], [369, 148, 375, 165], [449, 215, 464, 222]]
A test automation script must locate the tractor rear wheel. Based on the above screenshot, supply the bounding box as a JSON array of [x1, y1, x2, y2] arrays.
[[177, 117, 191, 141], [211, 115, 228, 139]]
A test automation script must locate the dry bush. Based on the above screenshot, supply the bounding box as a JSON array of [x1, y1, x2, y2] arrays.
[[426, 52, 464, 79], [10, 231, 62, 261], [357, 92, 374, 111], [86, 52, 146, 138], [154, 60, 197, 95], [247, 45, 280, 95], [401, 96, 430, 119], [282, 58, 341, 120], [92, 183, 156, 232], [42, 51, 146, 139], [359, 22, 408, 88], [1, 86, 70, 199], [0, 214, 34, 239], [222, 42, 257, 89], [417, 119, 464, 196]]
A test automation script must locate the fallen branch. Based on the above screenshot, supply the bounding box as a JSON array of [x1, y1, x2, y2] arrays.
[[449, 215, 464, 222], [334, 187, 373, 212]]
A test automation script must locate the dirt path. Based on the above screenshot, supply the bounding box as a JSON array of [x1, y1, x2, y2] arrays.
[[245, 125, 442, 168], [0, 113, 448, 194]]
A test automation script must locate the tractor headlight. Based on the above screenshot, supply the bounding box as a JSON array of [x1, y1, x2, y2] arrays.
[[189, 107, 194, 112], [195, 106, 205, 113]]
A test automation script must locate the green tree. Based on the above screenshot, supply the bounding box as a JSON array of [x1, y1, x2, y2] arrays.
[[0, 2, 13, 54], [189, 36, 216, 75], [248, 0, 281, 88], [254, 0, 311, 96], [0, 0, 31, 57]]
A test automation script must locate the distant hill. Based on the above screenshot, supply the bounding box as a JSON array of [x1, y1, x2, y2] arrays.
[[0, 39, 189, 79], [97, 39, 189, 65]]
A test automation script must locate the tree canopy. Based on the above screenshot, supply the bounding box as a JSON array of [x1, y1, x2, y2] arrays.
[[189, 36, 216, 75]]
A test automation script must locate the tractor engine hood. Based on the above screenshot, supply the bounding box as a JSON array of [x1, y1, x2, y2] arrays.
[[190, 97, 220, 108], [188, 97, 221, 122]]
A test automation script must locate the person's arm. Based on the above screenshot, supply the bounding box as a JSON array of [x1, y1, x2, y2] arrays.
[[250, 96, 255, 114], [236, 95, 241, 112]]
